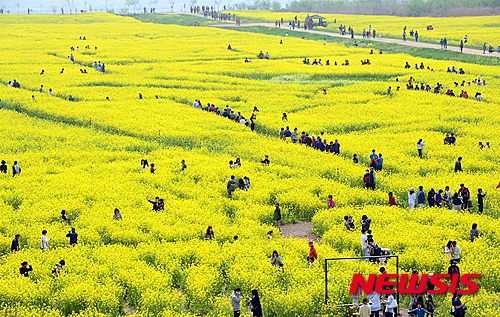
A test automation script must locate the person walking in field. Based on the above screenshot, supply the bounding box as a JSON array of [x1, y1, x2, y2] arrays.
[[408, 187, 416, 209], [452, 193, 463, 211], [227, 175, 237, 198], [249, 289, 263, 317], [458, 184, 470, 210], [417, 186, 425, 208], [460, 40, 464, 53], [308, 241, 318, 264], [11, 234, 21, 252], [231, 288, 242, 317], [427, 188, 436, 207], [149, 163, 156, 174], [273, 202, 281, 227], [0, 160, 7, 173], [414, 31, 418, 42], [477, 188, 486, 213], [369, 168, 376, 190], [454, 157, 463, 172], [363, 170, 370, 189], [470, 223, 479, 242], [41, 230, 50, 251], [12, 161, 21, 177], [416, 139, 425, 158], [375, 154, 383, 171], [66, 228, 78, 246], [181, 160, 187, 171]]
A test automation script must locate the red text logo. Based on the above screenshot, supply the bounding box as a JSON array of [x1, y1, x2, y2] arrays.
[[349, 274, 481, 295]]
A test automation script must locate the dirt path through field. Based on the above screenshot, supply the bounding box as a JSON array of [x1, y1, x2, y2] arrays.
[[279, 221, 319, 241], [191, 14, 498, 57]]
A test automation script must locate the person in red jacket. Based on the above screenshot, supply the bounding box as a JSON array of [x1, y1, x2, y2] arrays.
[[388, 192, 397, 206], [308, 241, 317, 260]]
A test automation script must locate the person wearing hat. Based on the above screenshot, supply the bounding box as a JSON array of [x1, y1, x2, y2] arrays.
[[19, 261, 33, 277], [408, 187, 416, 209], [230, 287, 241, 316]]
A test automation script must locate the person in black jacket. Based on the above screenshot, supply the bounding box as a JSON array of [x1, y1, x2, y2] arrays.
[[250, 289, 263, 317], [11, 234, 20, 252], [0, 160, 7, 173], [147, 197, 160, 211], [20, 261, 33, 277]]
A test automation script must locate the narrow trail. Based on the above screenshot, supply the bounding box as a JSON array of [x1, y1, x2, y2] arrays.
[[189, 14, 497, 57]]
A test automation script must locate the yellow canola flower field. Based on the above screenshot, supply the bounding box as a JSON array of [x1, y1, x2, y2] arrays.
[[0, 12, 498, 316], [233, 10, 500, 49]]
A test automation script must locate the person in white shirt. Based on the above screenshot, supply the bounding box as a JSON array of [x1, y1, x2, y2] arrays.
[[384, 289, 397, 317], [451, 241, 461, 262], [360, 230, 368, 256], [359, 298, 371, 317], [369, 291, 381, 317], [408, 187, 416, 209], [41, 230, 50, 251], [416, 139, 425, 158]]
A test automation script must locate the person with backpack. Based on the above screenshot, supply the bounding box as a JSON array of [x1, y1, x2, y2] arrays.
[[363, 170, 370, 189], [369, 150, 378, 168]]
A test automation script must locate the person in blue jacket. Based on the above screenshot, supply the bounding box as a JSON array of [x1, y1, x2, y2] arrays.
[[417, 186, 425, 208]]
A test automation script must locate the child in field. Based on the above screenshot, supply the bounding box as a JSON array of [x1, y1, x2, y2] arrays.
[[41, 230, 50, 251], [150, 163, 156, 173]]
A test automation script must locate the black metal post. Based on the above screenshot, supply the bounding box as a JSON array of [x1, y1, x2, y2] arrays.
[[324, 259, 328, 305], [396, 255, 399, 316]]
